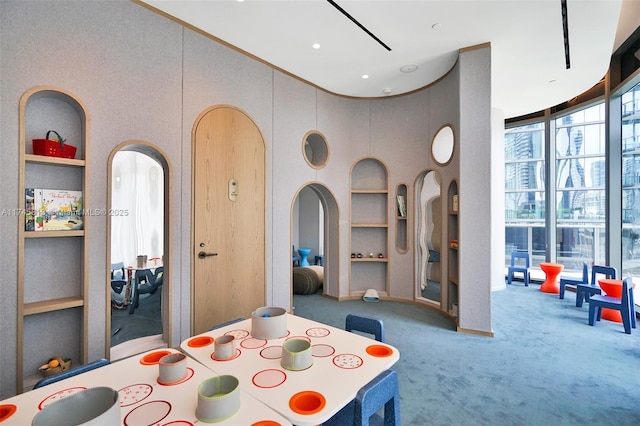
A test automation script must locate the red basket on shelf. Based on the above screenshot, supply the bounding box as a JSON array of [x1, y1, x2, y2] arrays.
[[32, 130, 77, 159]]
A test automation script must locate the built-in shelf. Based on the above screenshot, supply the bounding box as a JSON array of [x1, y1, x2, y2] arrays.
[[396, 183, 408, 253], [350, 158, 389, 296], [447, 180, 459, 319], [24, 230, 84, 238], [25, 153, 85, 167], [24, 297, 84, 316], [351, 258, 389, 262], [17, 86, 90, 393]]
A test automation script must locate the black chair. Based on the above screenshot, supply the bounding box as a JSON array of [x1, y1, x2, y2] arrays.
[[576, 265, 617, 307], [559, 261, 588, 299], [346, 314, 385, 342], [588, 277, 636, 334], [130, 268, 163, 314], [209, 317, 245, 331], [507, 251, 530, 286], [110, 262, 128, 309], [33, 358, 110, 389]]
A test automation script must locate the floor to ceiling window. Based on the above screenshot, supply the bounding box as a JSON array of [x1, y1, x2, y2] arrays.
[[505, 103, 606, 278], [554, 103, 607, 272], [621, 82, 640, 303], [504, 27, 639, 309], [504, 123, 546, 268]]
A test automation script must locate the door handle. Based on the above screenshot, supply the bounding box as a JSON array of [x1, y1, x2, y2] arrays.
[[198, 251, 218, 259]]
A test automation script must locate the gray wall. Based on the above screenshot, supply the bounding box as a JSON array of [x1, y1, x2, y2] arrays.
[[0, 0, 497, 397]]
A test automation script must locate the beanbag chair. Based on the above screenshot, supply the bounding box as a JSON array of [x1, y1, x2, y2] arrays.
[[293, 267, 320, 295]]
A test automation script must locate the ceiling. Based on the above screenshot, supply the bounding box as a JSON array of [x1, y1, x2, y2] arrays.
[[138, 0, 636, 119]]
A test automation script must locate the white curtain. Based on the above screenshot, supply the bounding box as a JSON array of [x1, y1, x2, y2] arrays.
[[110, 151, 164, 267]]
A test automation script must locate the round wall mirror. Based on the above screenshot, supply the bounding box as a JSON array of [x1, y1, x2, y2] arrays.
[[431, 125, 455, 165], [303, 131, 329, 169]]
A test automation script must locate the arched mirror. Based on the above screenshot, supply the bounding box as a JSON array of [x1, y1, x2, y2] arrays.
[[415, 170, 442, 305], [107, 141, 171, 360], [432, 125, 455, 165]]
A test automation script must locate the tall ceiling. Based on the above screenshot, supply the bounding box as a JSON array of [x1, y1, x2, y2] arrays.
[[138, 0, 637, 119]]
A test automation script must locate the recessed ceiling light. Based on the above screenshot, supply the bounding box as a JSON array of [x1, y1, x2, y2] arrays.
[[312, 43, 321, 49], [362, 74, 369, 79], [400, 64, 419, 73], [383, 88, 392, 95]]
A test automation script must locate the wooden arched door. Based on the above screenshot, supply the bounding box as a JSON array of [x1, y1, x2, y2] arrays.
[[192, 106, 265, 335]]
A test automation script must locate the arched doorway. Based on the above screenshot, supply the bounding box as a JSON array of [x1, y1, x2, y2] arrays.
[[106, 141, 171, 359], [191, 106, 266, 335], [291, 183, 339, 302]]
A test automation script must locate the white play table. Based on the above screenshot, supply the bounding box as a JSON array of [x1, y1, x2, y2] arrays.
[[180, 314, 400, 426], [0, 348, 291, 425]]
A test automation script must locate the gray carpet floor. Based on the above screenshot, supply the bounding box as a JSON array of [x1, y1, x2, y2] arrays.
[[111, 289, 162, 347], [294, 282, 640, 426]]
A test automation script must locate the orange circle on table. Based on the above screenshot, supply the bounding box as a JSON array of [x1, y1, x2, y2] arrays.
[[289, 391, 326, 415], [187, 336, 214, 348], [366, 344, 393, 357], [0, 404, 17, 421], [140, 350, 172, 365], [251, 421, 281, 426]]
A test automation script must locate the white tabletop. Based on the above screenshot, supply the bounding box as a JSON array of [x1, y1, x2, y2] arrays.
[[0, 348, 292, 425], [180, 314, 400, 426]]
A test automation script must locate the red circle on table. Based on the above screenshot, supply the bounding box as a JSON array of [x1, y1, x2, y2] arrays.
[[333, 354, 363, 369], [305, 327, 330, 338], [39, 387, 86, 410], [163, 422, 194, 426], [311, 344, 335, 357], [187, 336, 214, 348], [260, 346, 283, 359], [140, 350, 172, 365], [119, 384, 153, 407], [252, 421, 282, 426], [252, 369, 287, 388], [0, 404, 17, 421], [289, 391, 326, 415], [225, 329, 250, 340], [366, 344, 393, 357], [124, 400, 171, 425], [241, 338, 268, 349]]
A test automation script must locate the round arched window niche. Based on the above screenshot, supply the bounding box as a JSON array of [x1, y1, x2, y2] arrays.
[[431, 125, 455, 166], [303, 131, 329, 169]]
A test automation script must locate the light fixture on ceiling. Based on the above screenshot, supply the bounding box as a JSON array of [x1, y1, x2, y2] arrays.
[[312, 43, 321, 49], [362, 74, 369, 79], [383, 88, 392, 95], [561, 0, 570, 69], [432, 23, 441, 29], [326, 0, 391, 52], [400, 64, 418, 73]]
